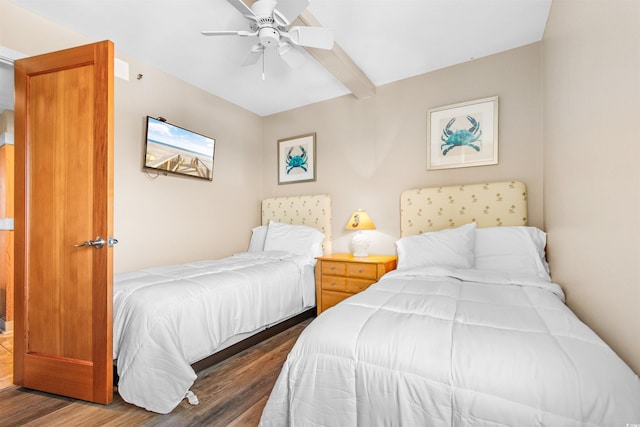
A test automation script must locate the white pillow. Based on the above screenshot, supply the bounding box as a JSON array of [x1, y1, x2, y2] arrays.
[[474, 226, 551, 281], [248, 225, 268, 252], [395, 222, 476, 270], [263, 221, 324, 261]]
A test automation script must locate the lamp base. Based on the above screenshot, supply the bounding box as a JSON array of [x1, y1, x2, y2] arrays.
[[351, 230, 370, 257]]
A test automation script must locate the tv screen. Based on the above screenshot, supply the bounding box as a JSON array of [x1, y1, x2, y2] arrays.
[[143, 116, 215, 181]]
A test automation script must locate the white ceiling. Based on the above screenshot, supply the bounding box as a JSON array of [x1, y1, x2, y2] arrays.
[[5, 0, 551, 117]]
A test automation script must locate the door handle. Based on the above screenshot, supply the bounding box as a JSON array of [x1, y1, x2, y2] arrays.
[[75, 236, 118, 249], [75, 236, 105, 249]]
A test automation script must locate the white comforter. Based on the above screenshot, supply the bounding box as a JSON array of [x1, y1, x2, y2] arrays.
[[260, 266, 640, 426], [114, 251, 312, 414]]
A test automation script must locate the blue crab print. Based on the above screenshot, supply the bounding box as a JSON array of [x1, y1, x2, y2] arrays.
[[440, 115, 482, 155], [286, 145, 308, 174]]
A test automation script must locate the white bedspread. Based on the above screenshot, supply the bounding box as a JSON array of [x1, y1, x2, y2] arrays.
[[260, 266, 640, 426], [114, 251, 311, 414]]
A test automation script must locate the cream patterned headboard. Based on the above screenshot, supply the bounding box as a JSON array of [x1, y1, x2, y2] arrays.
[[262, 194, 332, 254], [400, 181, 527, 237]]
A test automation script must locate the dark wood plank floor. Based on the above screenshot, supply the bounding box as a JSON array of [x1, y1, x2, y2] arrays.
[[0, 319, 311, 426]]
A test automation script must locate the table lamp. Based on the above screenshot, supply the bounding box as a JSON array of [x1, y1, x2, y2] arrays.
[[345, 209, 376, 257]]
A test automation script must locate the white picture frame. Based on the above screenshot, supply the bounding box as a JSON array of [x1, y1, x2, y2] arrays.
[[427, 96, 499, 170]]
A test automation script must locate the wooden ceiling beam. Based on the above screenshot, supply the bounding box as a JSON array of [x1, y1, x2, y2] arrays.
[[293, 11, 376, 99]]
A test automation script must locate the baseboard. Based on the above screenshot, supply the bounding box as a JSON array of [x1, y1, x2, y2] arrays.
[[0, 318, 13, 333]]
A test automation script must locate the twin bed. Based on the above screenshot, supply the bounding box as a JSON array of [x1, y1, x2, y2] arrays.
[[114, 182, 640, 423], [259, 181, 640, 426], [112, 194, 331, 413]]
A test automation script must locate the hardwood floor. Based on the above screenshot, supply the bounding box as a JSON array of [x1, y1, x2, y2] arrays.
[[0, 331, 13, 390], [0, 319, 311, 426]]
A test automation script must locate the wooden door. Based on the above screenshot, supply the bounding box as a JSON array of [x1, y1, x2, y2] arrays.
[[13, 41, 114, 404]]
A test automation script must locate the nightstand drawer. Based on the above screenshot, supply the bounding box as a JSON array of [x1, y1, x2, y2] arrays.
[[315, 254, 398, 315], [346, 263, 377, 279], [322, 261, 347, 276], [346, 278, 375, 293], [321, 290, 351, 312], [321, 275, 348, 292]]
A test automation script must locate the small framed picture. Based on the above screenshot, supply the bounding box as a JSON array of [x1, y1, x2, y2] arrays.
[[277, 132, 316, 184], [427, 96, 498, 170]]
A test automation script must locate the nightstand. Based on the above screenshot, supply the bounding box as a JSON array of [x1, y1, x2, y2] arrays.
[[315, 253, 398, 315]]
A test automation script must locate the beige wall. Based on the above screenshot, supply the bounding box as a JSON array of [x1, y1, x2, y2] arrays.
[[0, 111, 13, 134], [543, 0, 640, 374], [263, 43, 544, 255], [1, 0, 264, 273], [112, 53, 263, 272]]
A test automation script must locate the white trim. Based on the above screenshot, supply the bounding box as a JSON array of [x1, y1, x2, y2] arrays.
[[0, 132, 13, 146], [0, 218, 14, 230], [115, 58, 130, 81], [0, 45, 27, 63], [0, 318, 13, 333]]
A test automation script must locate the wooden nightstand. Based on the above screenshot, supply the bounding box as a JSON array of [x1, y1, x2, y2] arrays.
[[315, 253, 397, 315]]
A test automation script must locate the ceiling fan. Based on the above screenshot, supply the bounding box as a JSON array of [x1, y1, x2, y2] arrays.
[[201, 0, 334, 77]]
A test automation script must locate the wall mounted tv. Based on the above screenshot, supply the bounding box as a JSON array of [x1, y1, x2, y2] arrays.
[[143, 116, 215, 181]]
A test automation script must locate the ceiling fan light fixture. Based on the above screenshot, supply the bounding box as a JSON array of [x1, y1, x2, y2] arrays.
[[259, 27, 279, 48]]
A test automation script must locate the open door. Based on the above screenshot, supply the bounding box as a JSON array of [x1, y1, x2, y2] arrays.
[[13, 41, 114, 404]]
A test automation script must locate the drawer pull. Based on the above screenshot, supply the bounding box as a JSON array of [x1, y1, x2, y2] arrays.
[[358, 285, 364, 289], [358, 269, 364, 273]]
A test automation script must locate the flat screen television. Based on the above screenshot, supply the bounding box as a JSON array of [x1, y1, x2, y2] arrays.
[[143, 116, 215, 181]]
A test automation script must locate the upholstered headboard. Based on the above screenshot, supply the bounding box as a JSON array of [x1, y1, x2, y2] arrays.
[[261, 194, 332, 254], [400, 181, 527, 237]]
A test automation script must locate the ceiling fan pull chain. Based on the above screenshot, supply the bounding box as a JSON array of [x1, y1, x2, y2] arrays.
[[262, 51, 266, 80]]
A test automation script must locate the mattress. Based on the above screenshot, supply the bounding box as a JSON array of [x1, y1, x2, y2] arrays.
[[113, 251, 314, 414], [260, 266, 640, 426]]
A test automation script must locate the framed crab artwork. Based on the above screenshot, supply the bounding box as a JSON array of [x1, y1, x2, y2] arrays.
[[427, 96, 499, 170], [277, 132, 317, 184]]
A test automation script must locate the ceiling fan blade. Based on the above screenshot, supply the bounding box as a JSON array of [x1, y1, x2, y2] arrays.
[[273, 0, 309, 23], [226, 0, 256, 17], [287, 26, 334, 50], [272, 9, 290, 27], [201, 30, 256, 37], [278, 42, 306, 68], [242, 44, 265, 66]]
